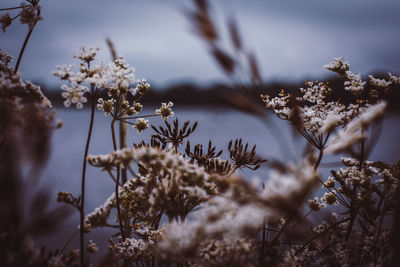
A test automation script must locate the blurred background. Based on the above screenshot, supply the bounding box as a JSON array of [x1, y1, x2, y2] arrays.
[[2, 0, 400, 260], [2, 0, 400, 87]]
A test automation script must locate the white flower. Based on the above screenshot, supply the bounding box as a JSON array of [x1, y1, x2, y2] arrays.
[[388, 73, 400, 85], [156, 102, 174, 120], [132, 79, 150, 95], [326, 102, 387, 154], [133, 118, 149, 134], [60, 84, 88, 109], [369, 75, 391, 89], [97, 98, 115, 116], [323, 57, 350, 74], [73, 46, 99, 63], [319, 112, 342, 134], [344, 70, 365, 95]]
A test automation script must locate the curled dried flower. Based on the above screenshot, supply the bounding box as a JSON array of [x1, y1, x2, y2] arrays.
[[134, 137, 167, 150], [228, 138, 266, 170], [151, 118, 197, 149], [185, 140, 222, 166], [203, 158, 232, 176]]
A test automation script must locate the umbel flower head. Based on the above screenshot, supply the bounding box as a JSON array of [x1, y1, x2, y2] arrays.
[[156, 102, 174, 120], [86, 146, 217, 228], [53, 46, 174, 134], [261, 57, 396, 151], [133, 118, 149, 134], [53, 47, 138, 110]]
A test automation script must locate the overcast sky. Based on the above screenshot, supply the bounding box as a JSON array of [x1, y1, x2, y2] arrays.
[[1, 0, 400, 88]]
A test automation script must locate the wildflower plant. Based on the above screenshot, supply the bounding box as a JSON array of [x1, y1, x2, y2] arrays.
[[53, 46, 175, 265], [1, 0, 400, 265]]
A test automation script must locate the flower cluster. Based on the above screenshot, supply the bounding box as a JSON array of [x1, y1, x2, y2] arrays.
[[84, 192, 115, 230], [0, 49, 51, 107], [196, 234, 258, 266], [156, 101, 174, 120], [157, 157, 318, 261], [0, 0, 42, 32], [262, 57, 396, 154], [53, 47, 139, 111], [109, 226, 163, 261], [87, 146, 217, 227], [54, 47, 174, 135], [325, 101, 387, 154], [262, 81, 347, 134]]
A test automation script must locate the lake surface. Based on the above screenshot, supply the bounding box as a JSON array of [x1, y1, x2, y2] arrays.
[[36, 107, 400, 258]]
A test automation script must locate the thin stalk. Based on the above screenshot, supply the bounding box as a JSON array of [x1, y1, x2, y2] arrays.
[[111, 119, 125, 239], [0, 7, 23, 11], [119, 93, 128, 184], [314, 149, 323, 170], [297, 217, 350, 254], [124, 114, 161, 120], [79, 90, 96, 267], [60, 230, 79, 254], [227, 166, 238, 177], [11, 14, 21, 21], [14, 24, 36, 74], [259, 223, 266, 263]]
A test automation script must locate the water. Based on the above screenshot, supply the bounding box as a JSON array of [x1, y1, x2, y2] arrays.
[[36, 107, 400, 258]]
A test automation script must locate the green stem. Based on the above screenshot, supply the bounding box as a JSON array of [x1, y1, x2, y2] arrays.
[[80, 90, 96, 267]]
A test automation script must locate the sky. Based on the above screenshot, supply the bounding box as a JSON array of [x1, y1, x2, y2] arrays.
[[1, 0, 400, 88]]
